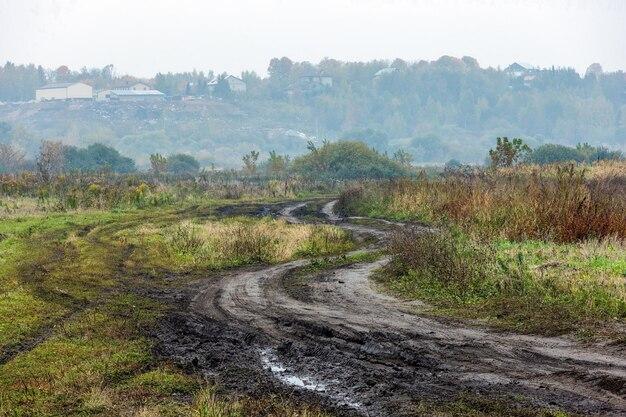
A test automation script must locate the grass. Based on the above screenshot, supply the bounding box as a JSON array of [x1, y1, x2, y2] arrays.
[[191, 387, 331, 417], [340, 162, 626, 336], [338, 163, 626, 242], [0, 201, 346, 416], [122, 216, 354, 271], [382, 228, 625, 335]]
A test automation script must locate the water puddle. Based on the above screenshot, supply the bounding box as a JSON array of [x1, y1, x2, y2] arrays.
[[259, 347, 362, 409]]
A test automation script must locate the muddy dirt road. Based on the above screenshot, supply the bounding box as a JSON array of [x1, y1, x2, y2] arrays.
[[158, 201, 626, 416]]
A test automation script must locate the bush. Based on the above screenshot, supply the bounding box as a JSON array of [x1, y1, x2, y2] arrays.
[[166, 154, 200, 174], [526, 144, 584, 165], [384, 227, 626, 333], [291, 140, 409, 180], [64, 143, 136, 173]]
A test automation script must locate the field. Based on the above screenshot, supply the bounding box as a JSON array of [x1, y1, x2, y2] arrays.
[[1, 163, 625, 417], [337, 161, 626, 336], [0, 200, 346, 416]]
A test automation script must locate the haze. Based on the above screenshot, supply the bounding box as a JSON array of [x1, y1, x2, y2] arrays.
[[1, 0, 625, 76]]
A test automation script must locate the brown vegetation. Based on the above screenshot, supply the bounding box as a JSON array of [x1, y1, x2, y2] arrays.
[[339, 162, 626, 243]]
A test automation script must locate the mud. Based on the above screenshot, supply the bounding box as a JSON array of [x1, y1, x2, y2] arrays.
[[155, 200, 626, 416]]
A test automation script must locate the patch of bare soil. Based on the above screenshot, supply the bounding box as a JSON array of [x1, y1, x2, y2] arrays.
[[155, 201, 626, 416]]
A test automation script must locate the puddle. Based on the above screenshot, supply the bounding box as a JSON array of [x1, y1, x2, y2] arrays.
[[259, 347, 362, 409]]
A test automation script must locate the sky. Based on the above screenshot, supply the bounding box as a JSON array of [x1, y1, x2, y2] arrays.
[[1, 0, 625, 78]]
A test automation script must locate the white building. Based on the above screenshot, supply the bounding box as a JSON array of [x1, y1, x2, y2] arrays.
[[130, 82, 151, 91], [373, 67, 399, 79], [208, 75, 247, 93], [109, 89, 165, 101], [35, 82, 93, 101], [504, 62, 534, 78], [96, 88, 165, 102], [300, 74, 333, 88]]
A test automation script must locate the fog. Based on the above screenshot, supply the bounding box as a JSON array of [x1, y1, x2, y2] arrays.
[[1, 0, 625, 76]]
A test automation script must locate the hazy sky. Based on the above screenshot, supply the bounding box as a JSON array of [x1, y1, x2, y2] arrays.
[[1, 0, 625, 77]]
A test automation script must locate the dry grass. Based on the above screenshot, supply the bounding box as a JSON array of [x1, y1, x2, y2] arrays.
[[340, 163, 626, 243], [127, 217, 354, 270], [192, 387, 331, 417]]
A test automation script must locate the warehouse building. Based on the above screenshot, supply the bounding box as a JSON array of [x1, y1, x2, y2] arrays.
[[35, 82, 93, 101]]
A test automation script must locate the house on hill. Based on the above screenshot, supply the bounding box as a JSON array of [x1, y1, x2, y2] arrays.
[[504, 62, 534, 78], [95, 89, 165, 102], [208, 75, 247, 93], [505, 62, 538, 89], [35, 82, 93, 101], [299, 73, 333, 88], [373, 67, 399, 80]]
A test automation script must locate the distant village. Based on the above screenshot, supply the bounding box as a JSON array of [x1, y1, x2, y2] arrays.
[[33, 72, 339, 103], [32, 61, 599, 104], [34, 74, 249, 102]]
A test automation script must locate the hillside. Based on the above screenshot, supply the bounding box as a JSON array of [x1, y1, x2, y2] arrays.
[[0, 99, 315, 168], [1, 56, 625, 168]]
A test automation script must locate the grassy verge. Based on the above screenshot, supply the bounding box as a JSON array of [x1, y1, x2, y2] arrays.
[[381, 228, 625, 335], [0, 202, 344, 416]]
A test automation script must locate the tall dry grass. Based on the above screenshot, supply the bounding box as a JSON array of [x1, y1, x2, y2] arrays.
[[339, 163, 626, 243], [131, 217, 353, 270]]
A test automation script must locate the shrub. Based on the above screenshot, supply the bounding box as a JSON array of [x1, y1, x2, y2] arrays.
[[166, 154, 200, 174], [526, 144, 584, 165], [291, 140, 409, 180]]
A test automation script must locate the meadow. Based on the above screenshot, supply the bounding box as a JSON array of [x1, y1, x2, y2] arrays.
[[338, 161, 626, 335], [0, 198, 346, 416]]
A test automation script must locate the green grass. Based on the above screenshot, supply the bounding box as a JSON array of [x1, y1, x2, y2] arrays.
[[0, 211, 123, 351], [0, 202, 344, 416], [382, 228, 626, 336]]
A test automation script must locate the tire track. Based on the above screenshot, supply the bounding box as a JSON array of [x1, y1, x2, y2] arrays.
[[176, 201, 626, 416]]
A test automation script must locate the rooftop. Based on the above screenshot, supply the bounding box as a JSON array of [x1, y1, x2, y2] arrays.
[[37, 82, 87, 90], [109, 89, 164, 96]]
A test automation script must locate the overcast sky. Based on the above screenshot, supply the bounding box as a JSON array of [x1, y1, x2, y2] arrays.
[[1, 0, 625, 78]]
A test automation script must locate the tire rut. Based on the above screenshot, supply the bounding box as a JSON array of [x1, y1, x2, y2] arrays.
[[162, 200, 626, 416]]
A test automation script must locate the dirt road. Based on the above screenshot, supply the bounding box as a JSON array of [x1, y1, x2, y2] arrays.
[[157, 201, 626, 416]]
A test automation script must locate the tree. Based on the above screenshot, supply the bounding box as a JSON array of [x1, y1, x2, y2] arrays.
[[36, 141, 65, 181], [166, 154, 200, 174], [64, 143, 136, 173], [392, 149, 413, 167], [0, 143, 25, 173], [292, 140, 409, 180], [242, 150, 260, 175], [488, 137, 531, 168], [150, 153, 168, 175], [55, 65, 70, 81], [267, 150, 289, 177], [526, 144, 584, 165]]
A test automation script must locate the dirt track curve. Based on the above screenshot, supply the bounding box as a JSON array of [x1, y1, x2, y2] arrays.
[[157, 201, 626, 416]]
